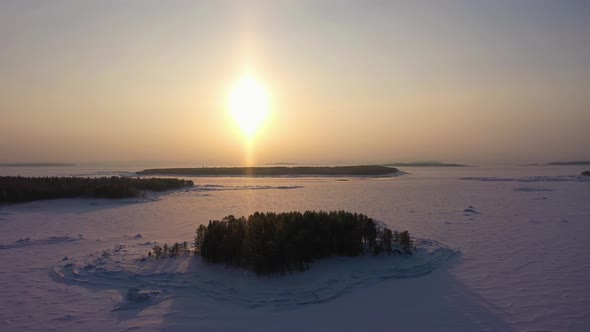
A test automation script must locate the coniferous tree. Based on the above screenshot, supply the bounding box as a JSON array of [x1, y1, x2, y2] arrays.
[[382, 228, 393, 253], [399, 231, 412, 254], [194, 225, 207, 255], [152, 245, 163, 258]]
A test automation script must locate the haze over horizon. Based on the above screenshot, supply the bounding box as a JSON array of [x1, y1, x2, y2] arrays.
[[1, 1, 589, 165]]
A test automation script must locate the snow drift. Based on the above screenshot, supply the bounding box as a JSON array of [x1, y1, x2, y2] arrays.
[[51, 238, 459, 309]]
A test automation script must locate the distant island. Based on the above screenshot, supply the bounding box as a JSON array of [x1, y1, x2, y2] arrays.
[[382, 162, 469, 167], [150, 211, 413, 275], [547, 161, 590, 166], [137, 165, 399, 176], [522, 161, 590, 166], [0, 163, 76, 167], [263, 162, 301, 166], [582, 171, 590, 176], [0, 176, 193, 203]]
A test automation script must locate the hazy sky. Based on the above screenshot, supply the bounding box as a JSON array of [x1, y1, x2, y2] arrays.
[[1, 0, 589, 165]]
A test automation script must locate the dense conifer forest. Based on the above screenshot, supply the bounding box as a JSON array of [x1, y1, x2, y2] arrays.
[[0, 176, 193, 203], [168, 211, 413, 275]]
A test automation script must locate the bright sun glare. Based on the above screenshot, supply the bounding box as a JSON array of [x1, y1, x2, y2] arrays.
[[229, 74, 270, 138]]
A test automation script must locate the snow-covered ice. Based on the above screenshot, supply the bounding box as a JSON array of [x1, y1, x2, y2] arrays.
[[50, 238, 457, 309], [1, 165, 589, 331]]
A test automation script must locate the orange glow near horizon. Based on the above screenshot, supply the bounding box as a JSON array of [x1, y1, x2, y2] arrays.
[[2, 2, 590, 165]]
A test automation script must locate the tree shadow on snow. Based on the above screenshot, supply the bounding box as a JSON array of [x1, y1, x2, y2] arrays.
[[49, 251, 514, 331], [155, 254, 514, 332]]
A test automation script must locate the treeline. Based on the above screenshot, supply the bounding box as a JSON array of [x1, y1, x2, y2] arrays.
[[0, 176, 193, 203], [549, 161, 590, 166], [193, 211, 412, 275], [137, 165, 399, 176], [582, 170, 590, 176], [383, 162, 469, 167], [150, 242, 190, 258]]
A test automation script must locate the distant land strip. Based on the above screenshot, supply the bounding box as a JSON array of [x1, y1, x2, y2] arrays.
[[137, 165, 399, 176], [382, 162, 470, 167], [547, 161, 590, 166], [522, 161, 590, 166], [0, 163, 76, 167]]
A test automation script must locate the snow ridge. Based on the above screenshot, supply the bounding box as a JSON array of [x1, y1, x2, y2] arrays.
[[51, 239, 459, 308], [0, 235, 84, 250]]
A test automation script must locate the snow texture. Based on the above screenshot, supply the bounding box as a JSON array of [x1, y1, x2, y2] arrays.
[[0, 165, 589, 331], [51, 239, 457, 308]]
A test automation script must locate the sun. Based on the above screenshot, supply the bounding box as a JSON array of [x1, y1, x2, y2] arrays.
[[229, 74, 270, 138]]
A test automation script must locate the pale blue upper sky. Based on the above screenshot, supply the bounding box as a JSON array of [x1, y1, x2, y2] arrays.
[[1, 1, 589, 164]]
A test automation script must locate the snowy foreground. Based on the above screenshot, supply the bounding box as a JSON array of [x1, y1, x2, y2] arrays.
[[1, 166, 589, 331]]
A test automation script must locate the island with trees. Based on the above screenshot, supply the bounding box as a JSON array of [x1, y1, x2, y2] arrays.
[[522, 161, 590, 166], [548, 161, 590, 166], [582, 171, 590, 176], [137, 165, 399, 177], [150, 210, 413, 276], [0, 176, 193, 203], [382, 162, 470, 167]]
